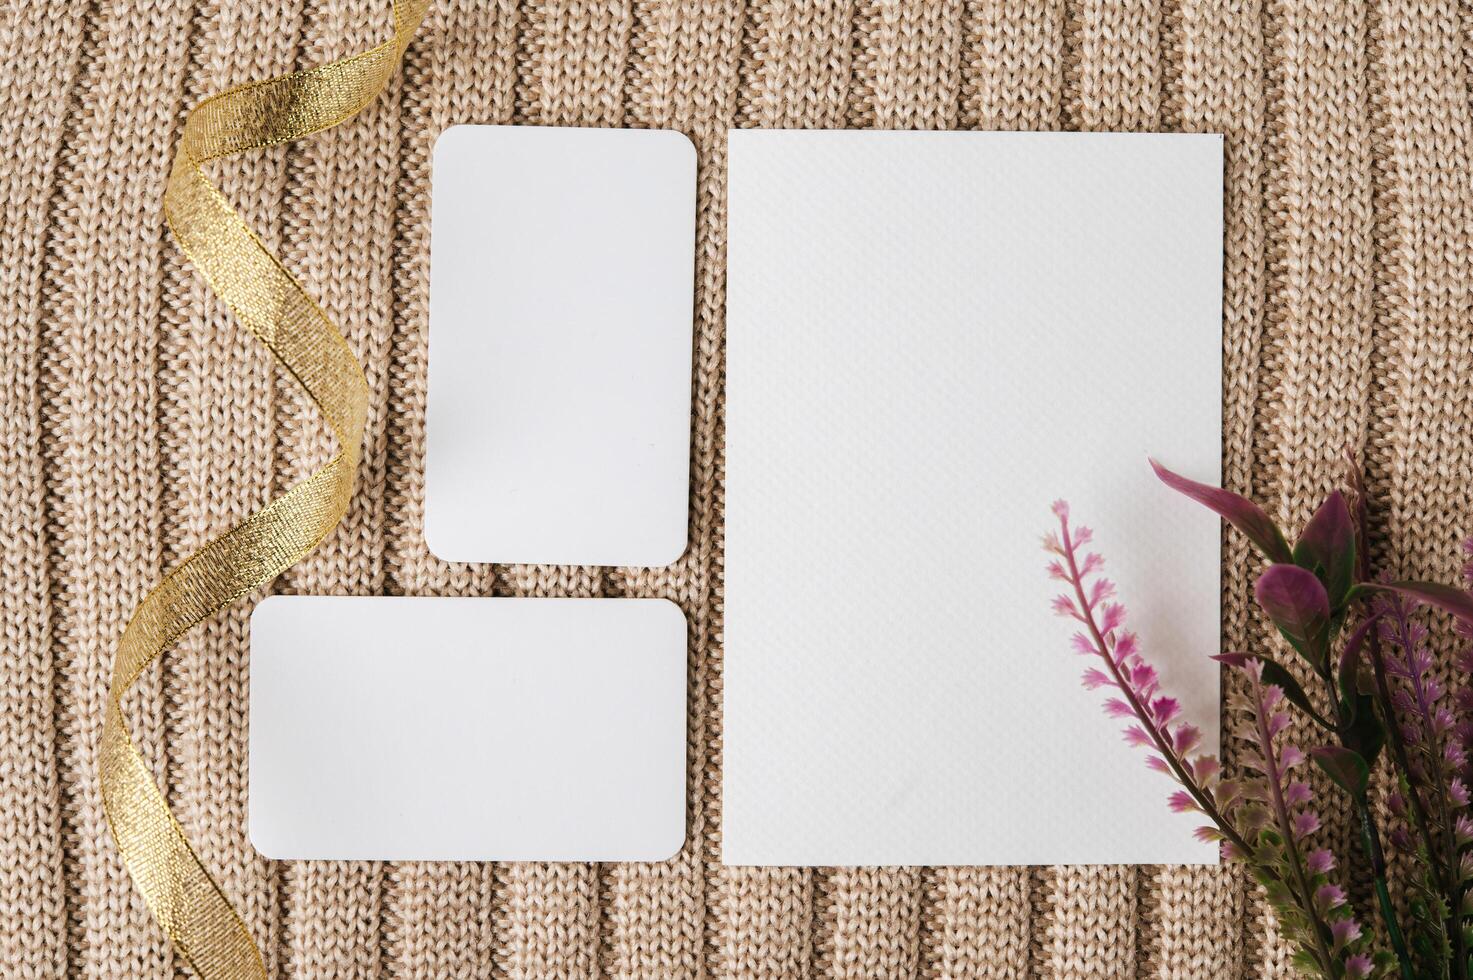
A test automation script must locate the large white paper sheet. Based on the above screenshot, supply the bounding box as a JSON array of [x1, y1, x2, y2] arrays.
[[723, 130, 1223, 866]]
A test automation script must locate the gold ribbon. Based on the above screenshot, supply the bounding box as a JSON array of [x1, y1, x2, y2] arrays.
[[101, 2, 429, 975]]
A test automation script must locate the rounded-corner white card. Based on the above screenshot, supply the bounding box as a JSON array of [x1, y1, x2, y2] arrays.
[[426, 125, 696, 568], [248, 595, 688, 862]]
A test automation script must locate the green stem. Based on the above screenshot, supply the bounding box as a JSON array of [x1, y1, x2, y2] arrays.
[[1316, 653, 1416, 979], [1359, 798, 1415, 979]]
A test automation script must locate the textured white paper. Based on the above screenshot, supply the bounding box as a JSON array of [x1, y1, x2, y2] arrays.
[[426, 125, 695, 566], [723, 131, 1223, 866], [249, 596, 687, 861]]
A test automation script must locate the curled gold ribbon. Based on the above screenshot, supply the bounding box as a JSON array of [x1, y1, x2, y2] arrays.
[[101, 2, 429, 975]]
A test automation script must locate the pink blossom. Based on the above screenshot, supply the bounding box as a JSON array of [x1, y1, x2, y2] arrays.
[[1330, 917, 1361, 951], [1305, 849, 1335, 875], [1313, 883, 1346, 912]]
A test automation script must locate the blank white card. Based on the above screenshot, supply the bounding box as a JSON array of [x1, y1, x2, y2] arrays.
[[249, 596, 687, 861], [426, 126, 696, 567], [723, 131, 1224, 866]]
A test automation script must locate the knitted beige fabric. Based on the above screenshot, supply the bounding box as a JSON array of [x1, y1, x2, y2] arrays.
[[3, 0, 1471, 976]]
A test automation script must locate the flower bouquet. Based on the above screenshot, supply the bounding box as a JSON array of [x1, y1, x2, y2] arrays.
[[1047, 459, 1473, 979]]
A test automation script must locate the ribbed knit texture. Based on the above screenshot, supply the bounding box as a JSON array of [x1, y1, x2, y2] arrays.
[[2, 0, 1470, 975]]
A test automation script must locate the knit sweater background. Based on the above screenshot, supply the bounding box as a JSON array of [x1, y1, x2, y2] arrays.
[[3, 0, 1470, 975]]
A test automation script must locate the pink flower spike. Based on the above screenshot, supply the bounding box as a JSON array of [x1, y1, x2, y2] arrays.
[[1346, 954, 1374, 979], [1167, 790, 1197, 813], [1042, 532, 1064, 555], [1293, 810, 1321, 839], [1193, 825, 1223, 843], [1452, 778, 1471, 807], [1123, 726, 1153, 748], [1051, 500, 1070, 520], [1283, 780, 1312, 807], [1099, 603, 1126, 633], [1052, 594, 1078, 618], [1305, 849, 1335, 875], [1279, 745, 1307, 769], [1079, 553, 1104, 575], [1074, 526, 1094, 546], [1047, 560, 1068, 581], [1191, 756, 1220, 783], [1113, 631, 1139, 660], [1103, 697, 1134, 718], [1080, 668, 1113, 691], [1144, 755, 1170, 775], [1071, 632, 1097, 655]]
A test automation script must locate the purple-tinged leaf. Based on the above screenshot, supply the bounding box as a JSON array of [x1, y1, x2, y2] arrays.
[[1310, 746, 1370, 798], [1293, 491, 1356, 607], [1150, 459, 1293, 563], [1368, 580, 1473, 627], [1336, 616, 1377, 712], [1255, 564, 1331, 661], [1341, 694, 1386, 768], [1211, 652, 1253, 669]]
